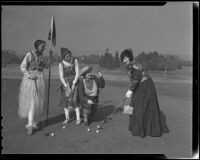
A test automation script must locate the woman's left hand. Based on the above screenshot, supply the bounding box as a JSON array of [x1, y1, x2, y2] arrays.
[[98, 72, 102, 77], [126, 90, 133, 98], [71, 83, 75, 91]]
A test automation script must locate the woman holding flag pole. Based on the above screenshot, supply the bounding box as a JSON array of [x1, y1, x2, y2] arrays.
[[18, 16, 55, 136], [18, 40, 54, 135]]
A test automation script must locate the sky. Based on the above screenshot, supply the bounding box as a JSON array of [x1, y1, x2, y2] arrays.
[[2, 2, 193, 60]]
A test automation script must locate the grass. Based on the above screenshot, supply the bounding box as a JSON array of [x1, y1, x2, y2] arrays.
[[1, 78, 192, 157], [1, 64, 193, 156]]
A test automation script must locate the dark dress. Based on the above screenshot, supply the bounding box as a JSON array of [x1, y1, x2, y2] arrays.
[[78, 75, 105, 122], [59, 58, 78, 108], [127, 62, 169, 138]]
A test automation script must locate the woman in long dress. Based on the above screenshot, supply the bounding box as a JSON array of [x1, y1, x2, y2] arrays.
[[18, 39, 54, 135], [120, 49, 169, 138], [58, 48, 81, 125]]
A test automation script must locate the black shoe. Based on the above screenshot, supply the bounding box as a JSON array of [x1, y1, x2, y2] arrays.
[[84, 121, 89, 126]]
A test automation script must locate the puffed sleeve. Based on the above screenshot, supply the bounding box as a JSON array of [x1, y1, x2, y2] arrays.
[[20, 52, 31, 77], [129, 67, 142, 93], [94, 75, 105, 89]]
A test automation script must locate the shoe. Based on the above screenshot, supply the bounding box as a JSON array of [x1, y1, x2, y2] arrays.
[[27, 127, 33, 136], [63, 119, 69, 124], [76, 120, 81, 125], [83, 121, 89, 126]]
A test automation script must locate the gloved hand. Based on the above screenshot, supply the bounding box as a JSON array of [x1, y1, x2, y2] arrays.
[[126, 90, 133, 98], [64, 86, 72, 97], [71, 83, 75, 91], [98, 72, 102, 77], [87, 99, 94, 104]]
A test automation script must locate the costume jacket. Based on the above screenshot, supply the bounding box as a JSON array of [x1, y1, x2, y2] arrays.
[[127, 62, 149, 94], [78, 75, 105, 106]]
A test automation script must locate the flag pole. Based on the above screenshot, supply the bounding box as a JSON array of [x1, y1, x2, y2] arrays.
[[46, 16, 54, 126]]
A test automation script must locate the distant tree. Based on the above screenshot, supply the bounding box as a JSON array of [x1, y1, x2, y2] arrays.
[[2, 50, 21, 66], [136, 51, 147, 63], [99, 55, 104, 67], [99, 48, 118, 69], [114, 51, 120, 68]]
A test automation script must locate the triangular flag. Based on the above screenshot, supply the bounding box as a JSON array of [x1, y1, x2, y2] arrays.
[[48, 16, 56, 47]]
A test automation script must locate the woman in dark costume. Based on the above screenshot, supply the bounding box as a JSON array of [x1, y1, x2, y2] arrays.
[[120, 49, 169, 138], [78, 66, 105, 126], [58, 48, 81, 125]]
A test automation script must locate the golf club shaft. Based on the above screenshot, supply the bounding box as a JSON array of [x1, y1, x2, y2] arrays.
[[99, 97, 126, 127]]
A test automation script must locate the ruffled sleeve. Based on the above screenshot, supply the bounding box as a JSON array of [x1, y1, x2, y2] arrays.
[[128, 64, 143, 93], [94, 75, 105, 89], [20, 52, 31, 77]]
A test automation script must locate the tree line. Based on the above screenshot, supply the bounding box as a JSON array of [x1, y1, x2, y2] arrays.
[[2, 49, 192, 72]]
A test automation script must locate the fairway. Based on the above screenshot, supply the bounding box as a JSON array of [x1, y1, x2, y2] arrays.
[[1, 65, 193, 157]]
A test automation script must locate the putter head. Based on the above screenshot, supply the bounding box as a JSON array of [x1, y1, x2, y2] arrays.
[[103, 120, 107, 123]]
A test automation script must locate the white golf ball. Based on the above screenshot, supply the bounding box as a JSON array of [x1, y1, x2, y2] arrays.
[[96, 130, 99, 133], [63, 126, 65, 129], [51, 133, 55, 136], [97, 125, 101, 129], [87, 128, 91, 131]]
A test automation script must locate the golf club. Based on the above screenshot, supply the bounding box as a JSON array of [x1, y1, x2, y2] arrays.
[[97, 97, 127, 130]]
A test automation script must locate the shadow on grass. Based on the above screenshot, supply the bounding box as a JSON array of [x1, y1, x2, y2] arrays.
[[94, 104, 123, 122], [36, 104, 123, 132]]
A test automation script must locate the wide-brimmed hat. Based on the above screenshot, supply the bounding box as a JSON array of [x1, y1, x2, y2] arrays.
[[61, 47, 71, 59], [80, 66, 93, 76]]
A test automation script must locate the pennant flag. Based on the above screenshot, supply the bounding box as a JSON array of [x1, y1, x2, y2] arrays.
[[48, 16, 56, 47]]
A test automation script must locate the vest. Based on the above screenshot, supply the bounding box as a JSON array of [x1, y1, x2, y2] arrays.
[[27, 51, 46, 72]]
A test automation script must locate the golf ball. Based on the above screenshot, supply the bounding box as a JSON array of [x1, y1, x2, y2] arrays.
[[51, 133, 55, 136], [63, 126, 65, 129], [97, 125, 101, 129], [96, 130, 99, 133], [87, 128, 91, 131]]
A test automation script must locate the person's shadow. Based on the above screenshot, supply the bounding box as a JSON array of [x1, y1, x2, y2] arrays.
[[36, 103, 123, 132]]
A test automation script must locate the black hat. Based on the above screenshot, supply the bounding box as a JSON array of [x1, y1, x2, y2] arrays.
[[61, 47, 71, 59]]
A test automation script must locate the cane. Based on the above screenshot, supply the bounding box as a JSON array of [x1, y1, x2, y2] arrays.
[[99, 73, 106, 123]]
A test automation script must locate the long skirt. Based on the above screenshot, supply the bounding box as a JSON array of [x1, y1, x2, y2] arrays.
[[129, 77, 169, 138], [18, 71, 46, 120]]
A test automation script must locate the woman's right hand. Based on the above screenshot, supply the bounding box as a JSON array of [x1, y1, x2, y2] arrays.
[[87, 100, 94, 104], [64, 85, 72, 97], [126, 90, 133, 98], [64, 85, 71, 91]]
